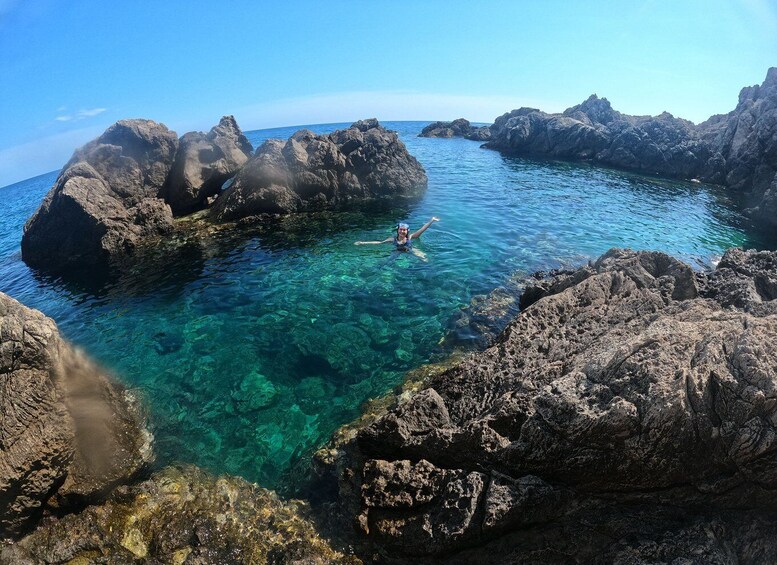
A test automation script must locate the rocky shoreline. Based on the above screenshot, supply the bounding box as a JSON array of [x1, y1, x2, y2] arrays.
[[4, 247, 777, 562], [483, 68, 777, 230]]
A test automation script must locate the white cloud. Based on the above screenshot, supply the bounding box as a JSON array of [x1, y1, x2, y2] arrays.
[[53, 107, 107, 123]]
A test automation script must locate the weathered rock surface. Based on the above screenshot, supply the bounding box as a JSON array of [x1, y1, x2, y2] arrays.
[[0, 292, 152, 539], [164, 115, 253, 215], [320, 248, 777, 561], [2, 465, 358, 564], [211, 119, 427, 222], [21, 120, 179, 273], [21, 116, 254, 274], [419, 118, 491, 141], [486, 67, 777, 228]]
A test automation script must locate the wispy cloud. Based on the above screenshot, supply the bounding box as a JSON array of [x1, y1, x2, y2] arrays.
[[54, 107, 107, 123]]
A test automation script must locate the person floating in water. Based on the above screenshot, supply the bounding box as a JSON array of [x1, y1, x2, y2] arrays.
[[355, 217, 440, 261]]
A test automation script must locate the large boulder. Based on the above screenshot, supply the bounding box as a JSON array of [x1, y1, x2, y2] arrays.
[[486, 68, 777, 230], [21, 119, 179, 273], [419, 118, 491, 141], [320, 248, 777, 561], [2, 466, 356, 564], [164, 115, 253, 215], [211, 119, 427, 222], [0, 292, 152, 539]]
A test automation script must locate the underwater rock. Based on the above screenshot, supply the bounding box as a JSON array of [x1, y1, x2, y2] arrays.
[[210, 119, 428, 221], [0, 292, 152, 539], [487, 67, 777, 229], [231, 370, 279, 412], [21, 119, 178, 273], [319, 248, 777, 561], [164, 115, 254, 215], [1, 465, 358, 564], [418, 118, 492, 141]]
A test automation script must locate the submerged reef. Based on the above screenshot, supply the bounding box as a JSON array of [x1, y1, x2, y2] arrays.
[[485, 67, 777, 230], [316, 248, 777, 562], [418, 118, 491, 141], [20, 117, 426, 276]]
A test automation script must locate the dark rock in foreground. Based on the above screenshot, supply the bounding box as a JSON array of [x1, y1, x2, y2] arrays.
[[0, 292, 152, 539], [2, 465, 356, 564], [419, 118, 491, 141], [164, 115, 253, 215], [211, 119, 427, 222], [486, 67, 777, 229], [319, 248, 777, 562]]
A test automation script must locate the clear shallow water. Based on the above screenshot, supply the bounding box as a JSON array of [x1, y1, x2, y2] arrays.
[[0, 121, 769, 492]]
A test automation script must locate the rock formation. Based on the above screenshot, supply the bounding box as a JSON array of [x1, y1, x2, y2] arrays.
[[164, 115, 253, 215], [2, 466, 356, 563], [419, 118, 491, 141], [486, 67, 777, 229], [0, 292, 152, 539], [210, 119, 427, 222], [21, 119, 179, 273], [317, 248, 777, 562]]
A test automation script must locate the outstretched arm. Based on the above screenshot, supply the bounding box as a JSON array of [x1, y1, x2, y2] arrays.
[[355, 238, 393, 245], [410, 217, 440, 239]]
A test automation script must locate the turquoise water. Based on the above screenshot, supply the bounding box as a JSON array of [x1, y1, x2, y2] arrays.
[[0, 121, 768, 492]]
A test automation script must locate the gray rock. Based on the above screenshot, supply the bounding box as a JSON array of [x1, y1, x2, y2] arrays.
[[486, 68, 777, 229], [419, 118, 492, 141], [164, 115, 253, 215], [211, 119, 427, 222], [0, 292, 152, 539], [323, 248, 777, 560], [21, 119, 179, 273]]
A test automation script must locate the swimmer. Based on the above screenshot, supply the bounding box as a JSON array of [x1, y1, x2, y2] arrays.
[[355, 217, 440, 261]]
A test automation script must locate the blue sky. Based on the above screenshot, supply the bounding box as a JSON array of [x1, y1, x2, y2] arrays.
[[0, 0, 775, 187]]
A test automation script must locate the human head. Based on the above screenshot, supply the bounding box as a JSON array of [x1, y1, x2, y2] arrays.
[[397, 223, 409, 236]]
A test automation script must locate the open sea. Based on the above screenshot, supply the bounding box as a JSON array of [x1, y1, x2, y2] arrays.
[[0, 121, 770, 493]]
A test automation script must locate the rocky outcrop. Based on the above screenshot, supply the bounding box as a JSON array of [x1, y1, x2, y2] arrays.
[[319, 248, 777, 562], [164, 115, 253, 215], [20, 116, 252, 274], [21, 120, 179, 273], [486, 68, 777, 229], [419, 118, 491, 141], [2, 465, 357, 564], [210, 119, 427, 222], [0, 292, 152, 539]]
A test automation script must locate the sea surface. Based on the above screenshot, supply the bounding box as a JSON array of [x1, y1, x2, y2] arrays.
[[0, 121, 770, 493]]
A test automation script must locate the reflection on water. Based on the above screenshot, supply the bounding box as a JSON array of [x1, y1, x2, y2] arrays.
[[0, 121, 769, 493]]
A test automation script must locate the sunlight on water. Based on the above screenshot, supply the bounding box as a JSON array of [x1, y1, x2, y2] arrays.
[[0, 122, 768, 492]]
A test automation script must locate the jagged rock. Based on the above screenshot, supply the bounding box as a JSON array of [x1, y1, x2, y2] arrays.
[[164, 116, 253, 215], [419, 118, 491, 141], [0, 292, 152, 539], [486, 67, 777, 229], [21, 119, 179, 273], [211, 119, 427, 222], [1, 465, 358, 564], [322, 248, 777, 560]]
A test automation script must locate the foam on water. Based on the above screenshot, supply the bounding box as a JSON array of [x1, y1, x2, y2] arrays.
[[0, 121, 768, 492]]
